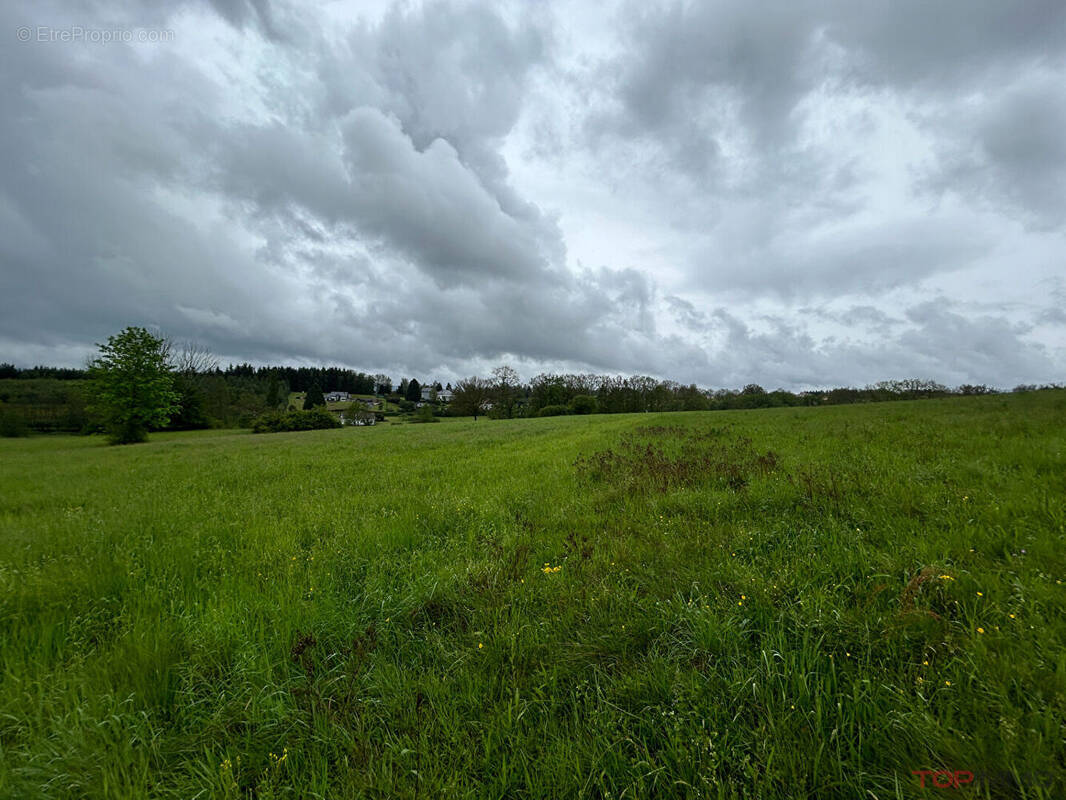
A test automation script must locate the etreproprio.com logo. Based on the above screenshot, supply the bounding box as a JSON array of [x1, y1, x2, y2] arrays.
[[17, 25, 175, 43]]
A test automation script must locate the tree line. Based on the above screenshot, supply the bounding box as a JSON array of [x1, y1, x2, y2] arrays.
[[444, 372, 1038, 419], [2, 331, 1063, 442]]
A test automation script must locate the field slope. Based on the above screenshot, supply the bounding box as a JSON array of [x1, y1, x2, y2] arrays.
[[1, 392, 1064, 798]]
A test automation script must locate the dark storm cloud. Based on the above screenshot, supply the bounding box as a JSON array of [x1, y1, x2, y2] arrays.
[[926, 71, 1066, 228], [0, 0, 1062, 387], [595, 0, 1065, 153], [212, 108, 559, 288], [203, 0, 280, 37]]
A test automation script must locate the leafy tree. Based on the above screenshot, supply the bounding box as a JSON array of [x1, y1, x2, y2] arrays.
[[303, 383, 325, 410], [451, 377, 492, 420], [168, 373, 211, 429], [347, 402, 377, 425], [569, 394, 598, 414], [676, 384, 709, 411], [406, 379, 422, 402], [265, 379, 282, 408], [87, 327, 179, 444], [491, 365, 520, 418], [958, 384, 995, 396]]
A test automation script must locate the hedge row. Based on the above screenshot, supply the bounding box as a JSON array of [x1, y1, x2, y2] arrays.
[[251, 408, 340, 433]]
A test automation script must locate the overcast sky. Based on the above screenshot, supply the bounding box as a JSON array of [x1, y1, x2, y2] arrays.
[[2, 0, 1064, 389]]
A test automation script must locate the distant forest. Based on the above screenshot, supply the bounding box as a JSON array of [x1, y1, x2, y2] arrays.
[[0, 359, 1061, 436]]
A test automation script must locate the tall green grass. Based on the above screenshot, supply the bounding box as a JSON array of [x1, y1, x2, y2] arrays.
[[1, 392, 1064, 798]]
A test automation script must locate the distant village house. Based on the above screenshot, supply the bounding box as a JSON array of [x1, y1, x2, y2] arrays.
[[421, 386, 453, 402]]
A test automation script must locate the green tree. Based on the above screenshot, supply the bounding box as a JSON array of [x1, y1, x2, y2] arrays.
[[347, 401, 377, 425], [303, 383, 325, 410], [569, 394, 598, 414], [491, 365, 520, 418], [451, 377, 491, 420], [411, 403, 439, 423], [265, 378, 282, 408], [168, 373, 211, 430], [406, 379, 422, 402], [87, 327, 179, 444]]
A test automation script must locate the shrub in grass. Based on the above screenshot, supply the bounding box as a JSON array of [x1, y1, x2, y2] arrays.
[[409, 404, 440, 423]]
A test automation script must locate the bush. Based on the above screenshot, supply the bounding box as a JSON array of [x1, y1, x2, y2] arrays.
[[537, 405, 570, 417], [398, 399, 416, 412], [251, 408, 341, 433], [569, 394, 599, 415], [409, 404, 440, 423], [0, 406, 29, 437]]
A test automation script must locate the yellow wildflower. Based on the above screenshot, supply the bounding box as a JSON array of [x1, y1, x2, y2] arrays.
[[977, 627, 985, 634]]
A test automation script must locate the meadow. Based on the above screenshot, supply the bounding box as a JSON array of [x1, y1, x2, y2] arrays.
[[1, 391, 1064, 798]]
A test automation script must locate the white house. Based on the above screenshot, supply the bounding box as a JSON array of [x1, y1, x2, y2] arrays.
[[420, 386, 453, 402]]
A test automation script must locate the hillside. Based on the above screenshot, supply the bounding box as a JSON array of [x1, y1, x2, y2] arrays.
[[1, 392, 1064, 798]]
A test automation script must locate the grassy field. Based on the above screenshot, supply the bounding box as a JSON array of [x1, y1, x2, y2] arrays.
[[1, 392, 1064, 798]]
